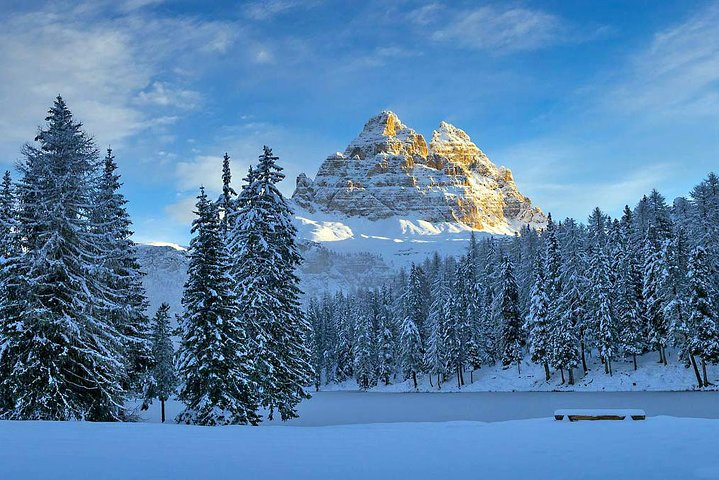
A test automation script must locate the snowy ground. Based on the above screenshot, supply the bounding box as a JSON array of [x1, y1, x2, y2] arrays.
[[321, 351, 718, 393], [2, 415, 719, 479]]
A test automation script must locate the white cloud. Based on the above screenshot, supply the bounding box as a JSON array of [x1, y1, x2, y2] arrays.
[[407, 3, 443, 26], [135, 81, 202, 110], [0, 3, 236, 161], [243, 0, 323, 21], [164, 195, 198, 224], [428, 5, 566, 53], [607, 3, 719, 120]]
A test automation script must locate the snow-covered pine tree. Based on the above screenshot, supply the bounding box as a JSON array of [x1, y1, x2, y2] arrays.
[[689, 173, 719, 293], [0, 97, 127, 420], [176, 187, 260, 425], [499, 255, 523, 373], [0, 170, 20, 410], [616, 206, 645, 370], [643, 226, 670, 365], [306, 298, 325, 390], [400, 315, 422, 390], [230, 146, 313, 421], [424, 282, 445, 389], [687, 246, 719, 387], [376, 286, 395, 386], [0, 171, 18, 259], [146, 303, 176, 422], [405, 263, 431, 344], [526, 255, 552, 381], [353, 306, 376, 390], [219, 153, 236, 236], [593, 247, 616, 376], [92, 148, 152, 397]]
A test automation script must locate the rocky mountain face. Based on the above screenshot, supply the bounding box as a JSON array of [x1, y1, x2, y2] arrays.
[[292, 111, 545, 233]]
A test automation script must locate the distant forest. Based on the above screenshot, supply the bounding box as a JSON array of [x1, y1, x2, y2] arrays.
[[307, 173, 719, 389]]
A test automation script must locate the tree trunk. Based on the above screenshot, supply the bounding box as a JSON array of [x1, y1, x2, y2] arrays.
[[690, 355, 703, 388], [604, 357, 609, 374], [702, 359, 711, 387], [412, 371, 418, 390], [429, 374, 434, 388], [459, 365, 465, 386], [632, 354, 637, 371], [470, 369, 474, 384], [517, 360, 521, 375], [161, 399, 166, 424], [662, 346, 668, 365], [608, 358, 613, 377], [457, 367, 461, 389], [568, 367, 575, 385], [560, 367, 565, 384], [543, 363, 550, 382], [580, 336, 588, 373]]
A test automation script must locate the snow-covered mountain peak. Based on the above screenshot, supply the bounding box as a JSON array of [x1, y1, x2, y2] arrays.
[[292, 111, 545, 235], [343, 110, 428, 159]]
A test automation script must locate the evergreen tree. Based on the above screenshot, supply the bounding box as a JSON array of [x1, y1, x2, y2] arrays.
[[353, 306, 376, 390], [526, 255, 552, 381], [400, 316, 422, 389], [643, 226, 669, 364], [499, 255, 523, 373], [687, 246, 719, 387], [376, 288, 395, 385], [219, 152, 236, 236], [230, 146, 313, 421], [92, 148, 152, 397], [0, 171, 18, 259], [146, 303, 176, 422], [0, 97, 127, 420], [176, 188, 260, 425], [616, 206, 644, 369]]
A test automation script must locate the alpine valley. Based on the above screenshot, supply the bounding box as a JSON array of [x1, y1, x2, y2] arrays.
[[138, 111, 545, 314]]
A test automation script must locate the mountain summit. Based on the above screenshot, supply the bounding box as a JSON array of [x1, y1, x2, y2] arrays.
[[292, 111, 545, 233]]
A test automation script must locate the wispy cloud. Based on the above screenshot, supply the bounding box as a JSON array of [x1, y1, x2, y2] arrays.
[[0, 2, 236, 159], [243, 0, 323, 21], [423, 5, 567, 53], [606, 2, 719, 120]]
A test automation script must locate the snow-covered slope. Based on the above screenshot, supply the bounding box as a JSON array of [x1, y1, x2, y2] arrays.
[[136, 241, 396, 317]]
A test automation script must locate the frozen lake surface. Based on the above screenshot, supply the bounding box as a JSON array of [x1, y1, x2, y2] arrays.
[[270, 391, 719, 426], [147, 391, 719, 426]]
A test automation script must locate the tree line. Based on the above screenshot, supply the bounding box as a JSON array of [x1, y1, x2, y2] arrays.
[[0, 96, 312, 425], [307, 177, 719, 390]]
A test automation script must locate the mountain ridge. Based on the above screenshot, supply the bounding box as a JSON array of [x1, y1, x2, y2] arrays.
[[292, 111, 545, 233]]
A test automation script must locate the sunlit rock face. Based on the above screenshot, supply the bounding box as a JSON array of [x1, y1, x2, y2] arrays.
[[292, 111, 546, 232]]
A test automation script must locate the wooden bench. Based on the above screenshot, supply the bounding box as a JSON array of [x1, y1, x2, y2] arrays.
[[554, 409, 646, 422]]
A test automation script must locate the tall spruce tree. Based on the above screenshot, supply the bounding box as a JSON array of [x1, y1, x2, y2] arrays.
[[92, 148, 152, 397], [0, 97, 127, 420], [400, 316, 422, 389], [230, 146, 313, 421], [176, 187, 260, 425], [499, 255, 523, 373], [146, 303, 176, 422], [643, 226, 670, 364], [687, 246, 719, 387], [219, 153, 236, 236], [526, 255, 552, 381]]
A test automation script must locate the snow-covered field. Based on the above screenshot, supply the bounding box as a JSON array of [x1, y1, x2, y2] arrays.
[[2, 414, 718, 479]]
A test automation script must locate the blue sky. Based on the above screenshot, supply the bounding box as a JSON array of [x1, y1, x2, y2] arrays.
[[1, 0, 718, 244]]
